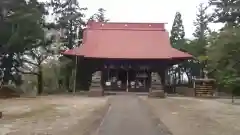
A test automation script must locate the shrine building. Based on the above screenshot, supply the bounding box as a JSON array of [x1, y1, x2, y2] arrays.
[[62, 21, 192, 96]]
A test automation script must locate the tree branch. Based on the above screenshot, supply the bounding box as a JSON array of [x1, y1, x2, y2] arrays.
[[40, 55, 49, 63], [22, 58, 38, 66], [15, 67, 38, 75], [20, 71, 38, 75]]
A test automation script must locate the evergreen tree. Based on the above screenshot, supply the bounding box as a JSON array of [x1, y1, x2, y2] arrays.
[[0, 0, 46, 84], [208, 0, 240, 101], [180, 4, 211, 79], [210, 0, 240, 26], [170, 12, 185, 49], [169, 12, 185, 85], [49, 0, 87, 49], [193, 3, 210, 42], [89, 8, 109, 22], [49, 0, 87, 90], [207, 26, 240, 102], [192, 3, 211, 77]]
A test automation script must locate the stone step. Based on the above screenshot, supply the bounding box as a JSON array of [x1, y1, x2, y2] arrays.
[[149, 90, 165, 98], [91, 85, 101, 87], [152, 86, 162, 88]]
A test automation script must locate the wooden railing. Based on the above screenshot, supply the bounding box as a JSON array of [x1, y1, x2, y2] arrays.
[[193, 79, 215, 97]]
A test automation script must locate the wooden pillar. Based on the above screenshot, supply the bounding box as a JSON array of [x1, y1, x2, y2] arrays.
[[76, 64, 81, 89], [159, 70, 165, 87]]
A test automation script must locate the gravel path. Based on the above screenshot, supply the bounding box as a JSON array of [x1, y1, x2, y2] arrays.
[[96, 95, 165, 135]]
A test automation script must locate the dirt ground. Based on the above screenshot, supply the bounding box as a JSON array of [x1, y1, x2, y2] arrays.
[[0, 95, 109, 135], [142, 96, 240, 135]]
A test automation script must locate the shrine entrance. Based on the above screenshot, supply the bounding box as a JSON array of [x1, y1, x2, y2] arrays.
[[102, 68, 150, 92], [127, 69, 150, 92]]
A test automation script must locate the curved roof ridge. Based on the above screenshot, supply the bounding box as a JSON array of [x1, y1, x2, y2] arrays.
[[62, 21, 192, 60], [87, 21, 166, 31]]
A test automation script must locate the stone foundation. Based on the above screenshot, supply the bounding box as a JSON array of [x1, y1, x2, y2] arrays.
[[148, 90, 165, 98], [88, 89, 104, 97], [0, 85, 22, 99], [176, 87, 195, 97]]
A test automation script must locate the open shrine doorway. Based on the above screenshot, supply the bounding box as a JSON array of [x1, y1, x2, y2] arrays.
[[102, 68, 150, 92]]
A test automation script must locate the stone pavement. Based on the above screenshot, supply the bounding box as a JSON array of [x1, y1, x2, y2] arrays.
[[95, 95, 166, 135]]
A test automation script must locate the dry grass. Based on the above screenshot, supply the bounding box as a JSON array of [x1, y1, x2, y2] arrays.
[[142, 96, 240, 135], [0, 95, 108, 135]]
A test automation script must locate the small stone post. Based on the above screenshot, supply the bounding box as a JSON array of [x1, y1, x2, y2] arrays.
[[148, 72, 165, 98], [88, 71, 104, 97]]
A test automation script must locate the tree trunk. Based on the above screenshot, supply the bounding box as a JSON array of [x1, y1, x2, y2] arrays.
[[68, 20, 73, 49], [178, 70, 181, 84], [201, 68, 204, 78], [173, 71, 177, 93], [232, 88, 235, 104], [186, 72, 192, 85], [65, 75, 70, 91], [174, 71, 177, 85], [37, 67, 43, 95]]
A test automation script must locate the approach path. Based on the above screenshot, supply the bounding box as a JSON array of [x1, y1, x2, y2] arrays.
[[95, 95, 168, 135]]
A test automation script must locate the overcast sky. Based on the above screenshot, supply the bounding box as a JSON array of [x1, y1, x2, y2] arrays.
[[40, 0, 223, 38]]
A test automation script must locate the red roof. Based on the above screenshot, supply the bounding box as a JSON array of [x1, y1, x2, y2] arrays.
[[62, 21, 192, 59], [62, 47, 79, 56]]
